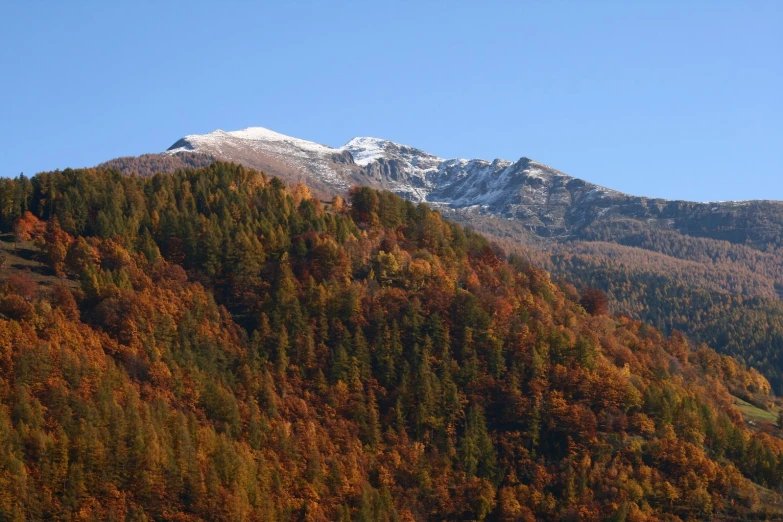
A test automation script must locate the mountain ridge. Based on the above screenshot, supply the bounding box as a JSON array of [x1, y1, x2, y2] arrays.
[[166, 125, 777, 204], [163, 126, 783, 247], [165, 126, 620, 209]]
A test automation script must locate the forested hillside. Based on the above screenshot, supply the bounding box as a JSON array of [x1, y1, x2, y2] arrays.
[[98, 144, 783, 395], [97, 151, 216, 177], [450, 211, 783, 394], [0, 164, 781, 520], [542, 243, 783, 395]]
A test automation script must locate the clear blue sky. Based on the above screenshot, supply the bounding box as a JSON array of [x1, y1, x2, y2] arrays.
[[1, 2, 781, 201]]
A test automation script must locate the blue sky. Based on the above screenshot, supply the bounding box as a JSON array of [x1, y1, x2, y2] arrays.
[[1, 1, 781, 201]]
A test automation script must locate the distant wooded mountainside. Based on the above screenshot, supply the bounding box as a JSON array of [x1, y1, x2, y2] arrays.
[[98, 151, 216, 177]]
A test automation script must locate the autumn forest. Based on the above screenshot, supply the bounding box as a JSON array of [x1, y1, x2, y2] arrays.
[[0, 164, 781, 520]]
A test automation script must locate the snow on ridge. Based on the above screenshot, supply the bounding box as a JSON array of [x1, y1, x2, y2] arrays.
[[340, 137, 389, 166], [340, 136, 444, 167], [170, 127, 339, 155], [169, 127, 505, 183], [168, 127, 352, 187], [226, 127, 337, 154], [163, 126, 780, 224], [167, 126, 601, 210]]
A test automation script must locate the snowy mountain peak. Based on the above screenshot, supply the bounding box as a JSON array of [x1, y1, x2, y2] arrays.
[[341, 136, 443, 167], [164, 125, 627, 228], [168, 126, 336, 155]]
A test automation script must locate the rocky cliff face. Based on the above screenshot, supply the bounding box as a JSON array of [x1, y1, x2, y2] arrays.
[[165, 126, 783, 248]]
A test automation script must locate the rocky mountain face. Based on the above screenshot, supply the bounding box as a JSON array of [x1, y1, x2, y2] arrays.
[[165, 127, 783, 247]]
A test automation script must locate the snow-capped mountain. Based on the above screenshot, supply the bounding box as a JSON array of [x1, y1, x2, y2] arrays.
[[168, 127, 461, 201], [166, 127, 631, 234], [165, 126, 783, 242], [167, 127, 358, 196]]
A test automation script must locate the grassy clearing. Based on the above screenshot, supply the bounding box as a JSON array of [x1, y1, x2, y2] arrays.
[[0, 233, 76, 288], [733, 395, 778, 424], [754, 483, 783, 516]]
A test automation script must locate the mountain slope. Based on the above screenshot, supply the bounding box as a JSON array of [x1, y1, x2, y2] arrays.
[[98, 151, 216, 177], [0, 163, 781, 520], [101, 126, 783, 391], [165, 126, 783, 246], [165, 127, 625, 233]]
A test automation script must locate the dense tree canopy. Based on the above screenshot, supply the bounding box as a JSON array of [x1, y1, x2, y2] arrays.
[[0, 164, 780, 520], [546, 245, 783, 395], [447, 200, 783, 395]]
